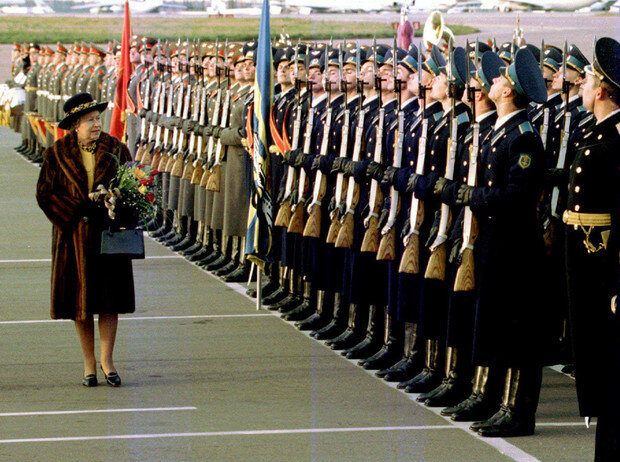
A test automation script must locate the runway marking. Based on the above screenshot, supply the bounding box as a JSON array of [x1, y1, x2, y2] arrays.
[[0, 425, 455, 444], [0, 407, 197, 417], [0, 255, 183, 264], [0, 313, 272, 325]]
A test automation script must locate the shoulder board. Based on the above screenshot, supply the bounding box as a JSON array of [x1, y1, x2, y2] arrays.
[[491, 127, 506, 145], [434, 117, 448, 132], [433, 111, 442, 122], [518, 121, 534, 134], [578, 113, 594, 127], [98, 69, 104, 75], [464, 130, 473, 144], [457, 111, 470, 125], [388, 118, 399, 131], [89, 68, 94, 74], [554, 110, 565, 124], [576, 105, 586, 113]]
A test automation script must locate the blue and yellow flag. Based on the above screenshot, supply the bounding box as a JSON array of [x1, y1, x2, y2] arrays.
[[245, 0, 274, 270]]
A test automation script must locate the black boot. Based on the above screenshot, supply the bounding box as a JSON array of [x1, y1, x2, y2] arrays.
[[296, 290, 333, 331], [150, 210, 173, 238], [326, 303, 367, 350], [446, 367, 499, 422], [310, 292, 347, 340], [401, 339, 444, 393], [222, 262, 250, 283], [358, 307, 403, 370], [282, 281, 315, 321], [476, 368, 539, 437], [173, 218, 198, 251], [379, 322, 424, 381], [422, 347, 472, 407], [342, 305, 384, 359], [263, 267, 290, 306]]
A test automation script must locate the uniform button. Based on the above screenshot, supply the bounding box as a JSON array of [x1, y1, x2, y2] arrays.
[[576, 167, 582, 173], [574, 205, 580, 211], [575, 142, 579, 147], [492, 147, 496, 152], [367, 154, 371, 158], [487, 164, 491, 169], [431, 150, 434, 155], [585, 149, 590, 156], [463, 177, 467, 182], [463, 161, 467, 166], [431, 166, 435, 171], [410, 161, 414, 166], [488, 180, 493, 186], [573, 225, 578, 230], [597, 134, 602, 140], [435, 135, 439, 140], [575, 186, 580, 192]]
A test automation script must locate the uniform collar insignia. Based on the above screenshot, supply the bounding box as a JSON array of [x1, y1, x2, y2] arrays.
[[491, 127, 506, 146]]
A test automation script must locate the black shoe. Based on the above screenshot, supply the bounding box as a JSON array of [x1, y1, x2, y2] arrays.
[[213, 260, 236, 277], [404, 369, 443, 394], [282, 299, 313, 321], [181, 241, 203, 257], [450, 394, 498, 422], [295, 312, 329, 331], [424, 377, 472, 408], [172, 235, 194, 252], [222, 265, 250, 283], [188, 246, 211, 262], [440, 394, 476, 417], [358, 343, 402, 371], [376, 356, 407, 379], [101, 367, 121, 387], [162, 233, 184, 247], [205, 255, 231, 271], [383, 354, 424, 382], [247, 281, 279, 299], [310, 318, 347, 341], [268, 294, 300, 312], [476, 409, 535, 438], [197, 250, 222, 266], [150, 224, 170, 239], [327, 328, 365, 351], [263, 286, 289, 306], [82, 374, 98, 387], [342, 337, 382, 360], [156, 230, 176, 242]]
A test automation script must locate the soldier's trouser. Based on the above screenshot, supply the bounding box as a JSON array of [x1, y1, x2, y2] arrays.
[[194, 185, 206, 222], [168, 174, 181, 210], [162, 172, 170, 209], [180, 178, 194, 217], [419, 277, 450, 341]]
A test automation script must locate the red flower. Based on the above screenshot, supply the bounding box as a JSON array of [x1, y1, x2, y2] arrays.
[[150, 169, 159, 176], [138, 164, 144, 169], [145, 193, 155, 202]]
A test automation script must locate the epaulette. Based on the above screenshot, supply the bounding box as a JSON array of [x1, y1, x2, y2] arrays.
[[457, 111, 470, 125], [518, 121, 534, 134], [433, 111, 442, 122], [578, 113, 594, 128], [576, 105, 586, 113], [554, 109, 565, 124], [98, 69, 104, 75], [491, 127, 506, 145]]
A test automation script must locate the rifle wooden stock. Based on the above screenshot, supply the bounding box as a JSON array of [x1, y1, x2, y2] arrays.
[[287, 204, 305, 235], [377, 227, 396, 261], [182, 159, 194, 181], [164, 153, 175, 173], [135, 143, 146, 162], [335, 212, 354, 248], [274, 198, 292, 227], [199, 167, 211, 188], [141, 141, 155, 166], [454, 247, 475, 292], [424, 242, 447, 280], [360, 214, 380, 253], [326, 215, 342, 244], [171, 155, 185, 177], [399, 233, 420, 274], [302, 175, 327, 238], [190, 162, 204, 185], [205, 164, 221, 192]]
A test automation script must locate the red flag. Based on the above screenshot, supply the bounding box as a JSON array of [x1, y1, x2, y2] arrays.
[[109, 0, 132, 141]]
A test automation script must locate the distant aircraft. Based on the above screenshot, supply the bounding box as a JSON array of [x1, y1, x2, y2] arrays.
[[0, 0, 54, 14], [280, 0, 400, 14], [71, 0, 185, 14], [481, 0, 603, 11], [409, 0, 458, 11]]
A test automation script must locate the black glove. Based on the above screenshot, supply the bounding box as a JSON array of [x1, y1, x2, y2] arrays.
[[434, 177, 451, 196], [311, 155, 322, 172], [276, 186, 286, 204], [172, 117, 183, 129], [381, 166, 398, 187], [202, 125, 214, 137], [193, 125, 203, 136], [406, 173, 420, 194], [448, 237, 463, 265], [182, 120, 196, 135], [138, 108, 147, 118], [212, 126, 222, 138], [456, 185, 475, 205], [294, 153, 309, 168], [377, 208, 389, 231], [343, 159, 356, 177], [366, 161, 386, 181], [331, 157, 345, 174]]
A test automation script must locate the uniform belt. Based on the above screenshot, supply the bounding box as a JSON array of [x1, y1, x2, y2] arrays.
[[562, 210, 612, 227], [25, 86, 37, 91]]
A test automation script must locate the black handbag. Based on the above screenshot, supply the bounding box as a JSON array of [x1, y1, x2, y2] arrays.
[[100, 228, 145, 259]]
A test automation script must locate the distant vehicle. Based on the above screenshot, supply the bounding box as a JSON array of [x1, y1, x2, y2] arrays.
[[609, 0, 620, 11], [481, 0, 603, 11], [71, 0, 185, 14], [0, 0, 53, 14], [205, 0, 282, 15]]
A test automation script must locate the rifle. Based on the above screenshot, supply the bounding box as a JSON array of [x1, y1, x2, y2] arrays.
[[540, 39, 550, 150], [377, 38, 403, 261], [399, 42, 428, 274], [164, 55, 185, 175], [206, 42, 231, 193], [287, 86, 315, 235], [303, 41, 333, 238], [454, 41, 479, 292], [274, 41, 302, 228], [550, 40, 571, 220], [156, 66, 175, 172], [335, 44, 365, 249], [149, 68, 168, 170], [360, 38, 385, 253], [200, 41, 223, 188], [326, 40, 351, 244], [140, 71, 162, 166], [425, 39, 457, 281], [191, 84, 208, 185], [170, 69, 190, 179]]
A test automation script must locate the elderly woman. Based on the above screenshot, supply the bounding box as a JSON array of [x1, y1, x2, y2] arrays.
[[36, 92, 134, 388]]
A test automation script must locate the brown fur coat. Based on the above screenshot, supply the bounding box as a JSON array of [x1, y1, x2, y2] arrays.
[[36, 132, 135, 321]]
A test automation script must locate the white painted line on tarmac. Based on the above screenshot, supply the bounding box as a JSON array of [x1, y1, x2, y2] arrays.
[[0, 407, 197, 417], [0, 255, 183, 264], [0, 313, 272, 325], [0, 425, 456, 444]]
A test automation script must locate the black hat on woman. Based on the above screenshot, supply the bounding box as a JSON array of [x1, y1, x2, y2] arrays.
[[58, 92, 108, 130]]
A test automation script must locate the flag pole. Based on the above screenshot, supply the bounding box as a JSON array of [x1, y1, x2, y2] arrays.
[[256, 269, 262, 311]]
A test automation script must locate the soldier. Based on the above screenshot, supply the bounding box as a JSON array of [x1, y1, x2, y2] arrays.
[[21, 43, 41, 161], [86, 45, 107, 103], [126, 35, 144, 157], [48, 43, 69, 124], [564, 37, 619, 459], [530, 45, 563, 149], [101, 42, 117, 132], [454, 47, 548, 437], [75, 44, 94, 94]]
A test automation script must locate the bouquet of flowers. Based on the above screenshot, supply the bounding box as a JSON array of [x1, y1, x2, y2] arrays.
[[90, 161, 160, 228]]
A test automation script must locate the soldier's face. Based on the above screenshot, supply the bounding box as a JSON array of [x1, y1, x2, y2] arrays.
[[75, 111, 102, 144], [406, 71, 418, 95], [552, 67, 580, 92], [360, 62, 374, 87], [129, 47, 140, 63], [234, 62, 245, 81], [292, 62, 306, 82], [243, 61, 255, 81], [308, 67, 323, 91], [343, 64, 356, 90], [489, 75, 512, 103], [542, 67, 555, 90], [276, 61, 291, 85], [430, 73, 449, 101], [327, 66, 339, 86], [380, 66, 394, 92], [29, 52, 38, 63], [581, 74, 600, 112], [396, 66, 410, 93]]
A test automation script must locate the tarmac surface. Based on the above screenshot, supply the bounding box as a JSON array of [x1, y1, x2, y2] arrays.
[[0, 125, 600, 461]]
